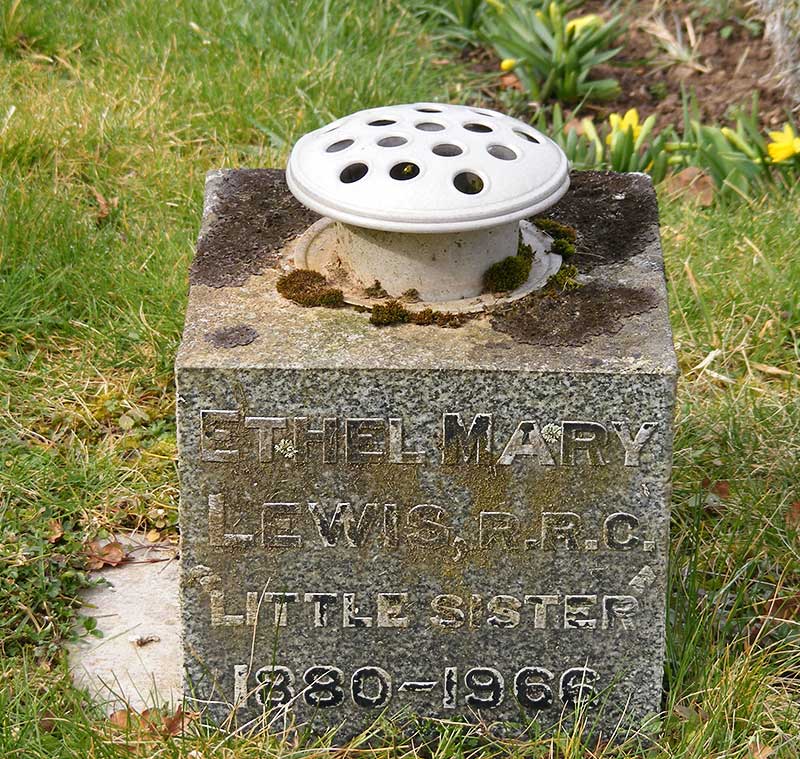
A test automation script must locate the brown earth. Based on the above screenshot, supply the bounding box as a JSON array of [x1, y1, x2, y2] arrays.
[[473, 1, 796, 132]]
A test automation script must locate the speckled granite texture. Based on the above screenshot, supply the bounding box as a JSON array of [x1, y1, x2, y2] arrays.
[[176, 169, 678, 740]]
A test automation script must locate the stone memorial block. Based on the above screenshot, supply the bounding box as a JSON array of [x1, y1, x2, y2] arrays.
[[177, 133, 676, 737]]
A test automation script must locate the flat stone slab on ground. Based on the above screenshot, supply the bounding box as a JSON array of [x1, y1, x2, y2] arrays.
[[176, 170, 677, 740], [67, 534, 182, 712]]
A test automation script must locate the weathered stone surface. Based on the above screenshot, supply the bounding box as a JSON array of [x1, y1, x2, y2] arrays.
[[176, 170, 677, 740], [67, 535, 182, 711]]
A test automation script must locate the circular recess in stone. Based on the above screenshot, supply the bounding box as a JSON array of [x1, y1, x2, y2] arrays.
[[286, 102, 570, 232], [487, 144, 516, 160], [432, 143, 463, 157], [377, 136, 407, 147], [390, 162, 420, 180], [326, 139, 354, 153], [340, 163, 368, 183]]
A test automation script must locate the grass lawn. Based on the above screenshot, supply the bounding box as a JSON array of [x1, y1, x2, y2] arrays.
[[1, 0, 798, 756]]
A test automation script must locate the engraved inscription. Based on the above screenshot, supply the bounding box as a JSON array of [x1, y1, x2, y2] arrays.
[[196, 411, 660, 468], [232, 663, 601, 714]]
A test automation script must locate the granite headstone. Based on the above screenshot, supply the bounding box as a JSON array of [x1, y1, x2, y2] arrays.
[[176, 169, 677, 739]]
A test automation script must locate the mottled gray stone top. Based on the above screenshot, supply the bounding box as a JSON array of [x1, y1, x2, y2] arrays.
[[176, 170, 677, 376]]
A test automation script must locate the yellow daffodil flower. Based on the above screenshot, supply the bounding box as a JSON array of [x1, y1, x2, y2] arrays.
[[606, 109, 642, 145], [767, 124, 800, 163], [500, 58, 517, 72], [566, 14, 602, 36]]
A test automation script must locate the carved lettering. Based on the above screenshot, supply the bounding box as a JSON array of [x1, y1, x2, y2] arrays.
[[442, 413, 492, 465], [611, 421, 658, 466], [604, 512, 641, 550], [406, 504, 450, 545], [388, 418, 425, 464], [345, 418, 386, 463], [261, 502, 301, 548], [430, 594, 465, 629], [307, 502, 381, 547], [564, 595, 597, 629], [524, 595, 560, 629], [304, 592, 338, 627], [602, 595, 639, 630], [293, 417, 338, 463], [243, 416, 285, 462], [200, 410, 240, 462], [496, 422, 556, 466], [486, 595, 522, 628], [479, 511, 519, 549], [561, 421, 607, 466], [208, 493, 253, 547], [376, 593, 409, 628], [540, 511, 582, 550]]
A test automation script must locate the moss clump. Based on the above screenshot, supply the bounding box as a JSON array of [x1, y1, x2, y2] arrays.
[[534, 218, 577, 243], [276, 269, 344, 308], [413, 308, 464, 328], [401, 288, 421, 302], [551, 237, 576, 258], [370, 300, 411, 326], [370, 301, 465, 328], [364, 280, 389, 298], [483, 254, 532, 293], [545, 264, 582, 293]]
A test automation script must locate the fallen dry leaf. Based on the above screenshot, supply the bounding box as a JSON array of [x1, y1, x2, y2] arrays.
[[786, 501, 800, 531], [673, 701, 708, 722], [499, 72, 523, 91], [701, 478, 730, 498], [85, 540, 127, 570], [108, 705, 196, 737], [129, 634, 160, 647], [91, 187, 119, 223], [749, 742, 775, 759], [751, 361, 794, 378], [47, 519, 64, 544], [39, 710, 57, 733], [748, 593, 800, 643], [663, 167, 714, 207], [109, 708, 133, 729]]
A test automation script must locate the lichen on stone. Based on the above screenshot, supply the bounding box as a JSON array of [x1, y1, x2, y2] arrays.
[[276, 269, 344, 308]]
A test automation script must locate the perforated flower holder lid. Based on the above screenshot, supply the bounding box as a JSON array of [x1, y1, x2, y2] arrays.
[[285, 103, 570, 307], [286, 102, 570, 233]]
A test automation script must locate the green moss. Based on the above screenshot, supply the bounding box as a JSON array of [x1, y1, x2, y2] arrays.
[[534, 218, 577, 243], [412, 308, 464, 328], [276, 269, 344, 308], [370, 301, 465, 328], [364, 280, 389, 298], [551, 237, 576, 258], [545, 263, 582, 293], [483, 254, 532, 293], [370, 300, 411, 326]]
